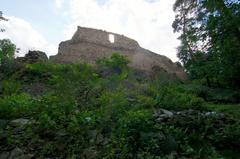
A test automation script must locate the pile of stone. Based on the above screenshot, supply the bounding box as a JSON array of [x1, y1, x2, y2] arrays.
[[0, 119, 34, 159], [16, 50, 48, 64], [153, 108, 225, 122], [0, 147, 33, 159]]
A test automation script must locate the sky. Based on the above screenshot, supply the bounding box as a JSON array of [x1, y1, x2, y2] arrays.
[[0, 0, 180, 62]]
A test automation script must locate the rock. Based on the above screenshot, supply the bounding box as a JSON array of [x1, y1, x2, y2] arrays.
[[50, 26, 186, 80], [95, 133, 104, 145], [9, 119, 30, 127], [154, 108, 227, 123], [0, 119, 8, 129], [127, 97, 136, 102], [154, 109, 173, 117], [56, 130, 68, 137], [159, 114, 171, 119], [88, 130, 105, 145], [205, 111, 217, 116], [156, 117, 165, 122], [102, 138, 111, 145], [0, 152, 10, 159], [0, 147, 33, 159], [162, 135, 178, 154], [16, 50, 48, 64], [154, 109, 174, 122], [7, 147, 24, 159], [22, 83, 49, 97], [121, 80, 135, 89], [96, 66, 122, 78], [159, 109, 174, 117], [176, 112, 181, 115], [81, 147, 97, 159], [130, 69, 149, 82]]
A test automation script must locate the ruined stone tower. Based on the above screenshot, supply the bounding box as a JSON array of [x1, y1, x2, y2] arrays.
[[50, 26, 186, 79]]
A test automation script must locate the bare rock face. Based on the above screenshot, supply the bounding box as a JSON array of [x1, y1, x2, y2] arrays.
[[50, 26, 186, 79]]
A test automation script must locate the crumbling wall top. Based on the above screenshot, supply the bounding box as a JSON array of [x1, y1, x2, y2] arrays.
[[71, 26, 140, 50]]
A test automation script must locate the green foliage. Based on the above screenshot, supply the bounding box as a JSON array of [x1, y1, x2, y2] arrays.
[[173, 0, 240, 89], [0, 39, 16, 65], [110, 109, 159, 158], [96, 52, 130, 81], [0, 93, 33, 119], [156, 85, 204, 110], [97, 52, 130, 69], [179, 84, 240, 103], [0, 80, 21, 96], [0, 53, 239, 158], [205, 103, 240, 120]]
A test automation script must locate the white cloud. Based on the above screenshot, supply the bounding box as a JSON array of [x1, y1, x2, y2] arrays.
[[54, 0, 65, 9], [64, 0, 180, 61], [0, 16, 57, 57]]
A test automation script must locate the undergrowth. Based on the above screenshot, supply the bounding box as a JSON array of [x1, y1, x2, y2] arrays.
[[0, 53, 239, 158]]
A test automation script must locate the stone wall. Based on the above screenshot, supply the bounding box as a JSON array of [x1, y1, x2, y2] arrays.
[[72, 26, 139, 50], [50, 26, 186, 80]]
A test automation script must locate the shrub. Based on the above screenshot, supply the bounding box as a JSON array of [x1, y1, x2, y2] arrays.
[[0, 93, 33, 119], [33, 93, 77, 123], [134, 94, 157, 109], [179, 84, 210, 100], [0, 39, 15, 65], [207, 88, 240, 103], [156, 85, 204, 110], [96, 53, 130, 80], [110, 109, 154, 157], [97, 52, 130, 69], [96, 90, 129, 132], [0, 80, 21, 96], [179, 84, 240, 103], [0, 60, 23, 80]]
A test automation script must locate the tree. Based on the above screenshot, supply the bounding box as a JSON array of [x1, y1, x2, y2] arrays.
[[0, 11, 8, 32], [172, 0, 211, 86], [173, 0, 240, 88], [203, 0, 240, 88], [0, 39, 16, 65]]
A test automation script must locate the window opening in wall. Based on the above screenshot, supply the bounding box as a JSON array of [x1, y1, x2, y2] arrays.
[[109, 34, 115, 43]]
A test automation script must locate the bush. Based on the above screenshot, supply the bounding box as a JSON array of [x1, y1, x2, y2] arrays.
[[179, 84, 240, 103], [0, 60, 23, 80], [108, 109, 180, 158], [96, 53, 130, 80], [0, 80, 21, 96], [207, 88, 240, 103], [33, 93, 77, 123], [0, 93, 33, 119], [0, 39, 15, 65], [97, 52, 130, 69], [96, 90, 129, 133], [179, 84, 210, 100], [110, 109, 154, 157], [156, 85, 204, 110]]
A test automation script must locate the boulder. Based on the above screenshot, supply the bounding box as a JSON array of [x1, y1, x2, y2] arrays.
[[81, 147, 97, 159], [0, 147, 33, 159], [16, 50, 48, 64], [154, 108, 174, 121], [9, 119, 30, 128]]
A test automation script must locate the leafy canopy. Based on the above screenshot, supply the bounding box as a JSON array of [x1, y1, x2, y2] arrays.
[[172, 0, 240, 89], [0, 39, 16, 65]]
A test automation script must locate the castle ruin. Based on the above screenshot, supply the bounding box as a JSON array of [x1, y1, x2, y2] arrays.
[[50, 26, 186, 79]]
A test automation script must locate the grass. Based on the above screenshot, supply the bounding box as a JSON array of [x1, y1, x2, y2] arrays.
[[205, 103, 240, 120]]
